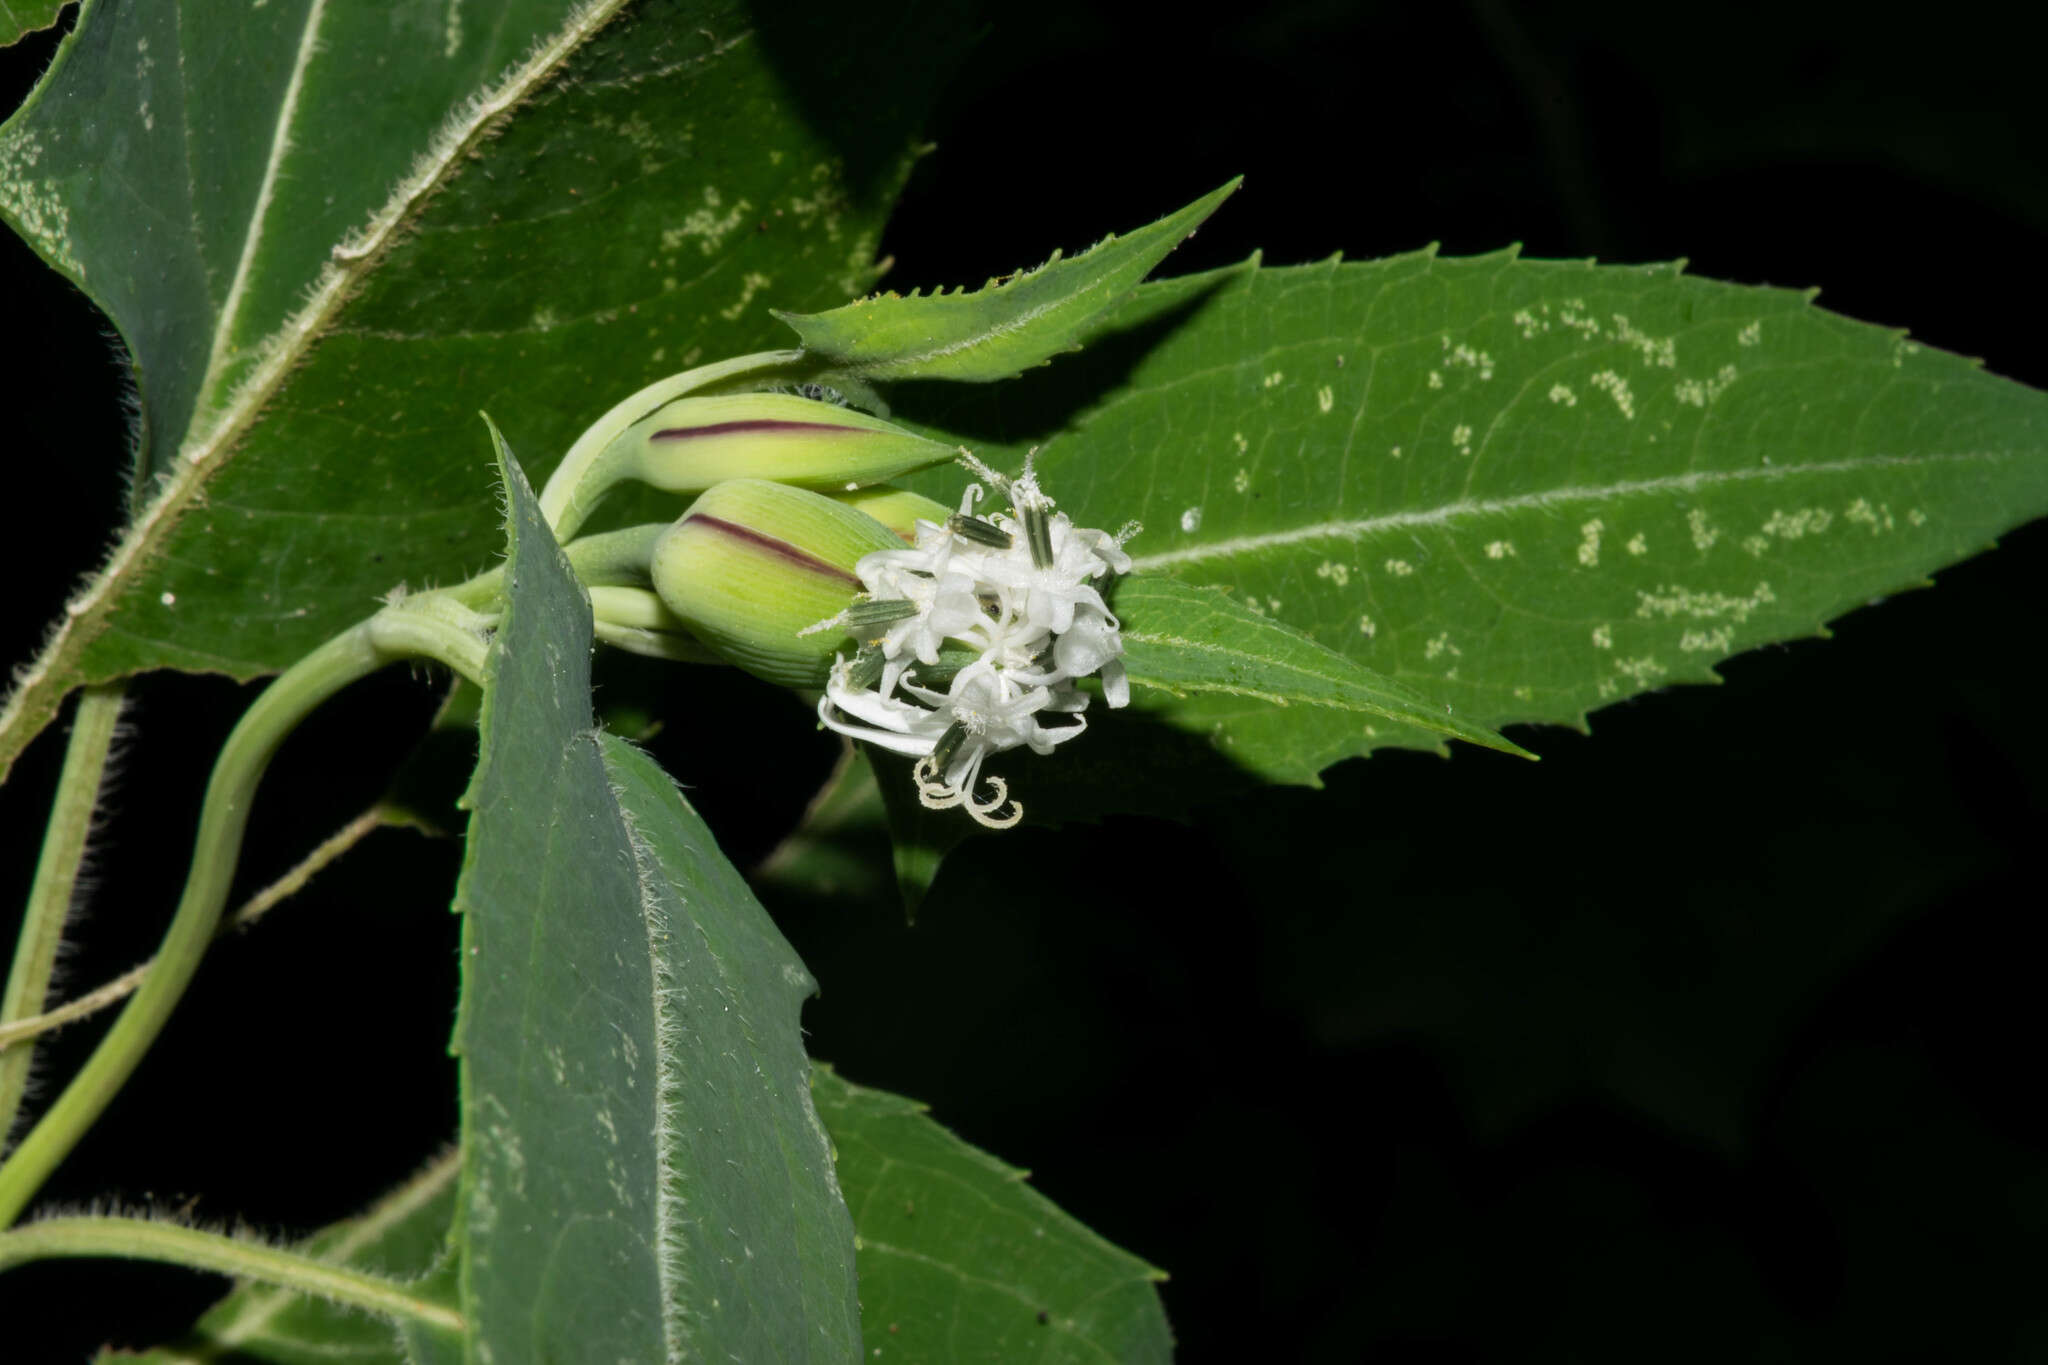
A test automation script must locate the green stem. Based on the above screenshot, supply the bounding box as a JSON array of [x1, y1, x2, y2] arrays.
[[0, 686, 125, 1142], [538, 348, 801, 539], [0, 600, 488, 1228], [443, 521, 671, 610], [0, 1216, 463, 1332]]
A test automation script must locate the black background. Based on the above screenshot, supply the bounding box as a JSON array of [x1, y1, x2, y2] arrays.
[[4, 1, 2046, 1360]]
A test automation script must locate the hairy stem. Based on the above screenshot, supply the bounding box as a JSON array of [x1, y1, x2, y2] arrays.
[[0, 600, 488, 1228], [0, 686, 125, 1143], [0, 806, 392, 1057], [0, 1216, 463, 1332]]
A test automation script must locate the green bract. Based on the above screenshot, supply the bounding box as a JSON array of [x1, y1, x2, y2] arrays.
[[650, 479, 904, 687]]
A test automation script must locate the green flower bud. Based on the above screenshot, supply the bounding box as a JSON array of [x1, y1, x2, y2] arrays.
[[650, 479, 903, 687], [829, 485, 952, 541], [620, 393, 951, 497]]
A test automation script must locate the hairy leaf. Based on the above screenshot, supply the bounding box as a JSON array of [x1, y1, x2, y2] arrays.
[[776, 179, 1240, 382], [452, 436, 858, 1361], [892, 250, 2048, 792], [812, 1065, 1172, 1364], [0, 0, 965, 782], [100, 1152, 460, 1365]]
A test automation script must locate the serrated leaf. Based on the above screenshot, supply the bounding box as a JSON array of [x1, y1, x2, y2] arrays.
[[1115, 574, 1527, 765], [99, 1152, 461, 1365], [452, 432, 858, 1362], [774, 178, 1240, 382], [0, 1, 62, 48], [0, 0, 967, 782], [811, 1065, 1172, 1364], [892, 250, 2048, 793]]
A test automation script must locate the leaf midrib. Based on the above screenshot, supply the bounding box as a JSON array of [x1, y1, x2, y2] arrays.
[[1128, 450, 2010, 571], [0, 0, 634, 784]]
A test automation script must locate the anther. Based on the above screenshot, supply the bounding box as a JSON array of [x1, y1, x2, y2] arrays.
[[946, 513, 1014, 548]]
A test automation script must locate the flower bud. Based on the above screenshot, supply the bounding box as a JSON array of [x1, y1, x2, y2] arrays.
[[829, 485, 952, 542], [620, 393, 951, 497], [650, 479, 904, 687]]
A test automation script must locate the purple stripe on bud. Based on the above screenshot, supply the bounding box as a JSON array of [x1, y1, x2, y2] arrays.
[[686, 514, 862, 587], [650, 419, 875, 442]]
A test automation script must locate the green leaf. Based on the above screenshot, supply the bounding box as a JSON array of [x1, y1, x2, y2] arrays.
[[0, 0, 967, 782], [453, 431, 859, 1361], [99, 1151, 461, 1365], [1115, 574, 1528, 767], [893, 250, 2048, 786], [0, 1, 62, 48], [774, 178, 1240, 382], [811, 1065, 1172, 1364]]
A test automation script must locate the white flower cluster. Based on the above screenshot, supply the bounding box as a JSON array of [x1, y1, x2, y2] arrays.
[[814, 454, 1136, 828]]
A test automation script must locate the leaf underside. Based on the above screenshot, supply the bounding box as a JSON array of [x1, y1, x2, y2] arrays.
[[450, 438, 858, 1361], [886, 250, 2048, 805], [0, 0, 966, 782], [811, 1065, 1173, 1364]]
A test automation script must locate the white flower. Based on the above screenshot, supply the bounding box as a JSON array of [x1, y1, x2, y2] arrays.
[[815, 450, 1139, 828]]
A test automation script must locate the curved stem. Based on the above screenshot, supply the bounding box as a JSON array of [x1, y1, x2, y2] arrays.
[[0, 806, 391, 1057], [0, 599, 488, 1228], [0, 1216, 463, 1332], [538, 348, 801, 539], [0, 686, 125, 1141]]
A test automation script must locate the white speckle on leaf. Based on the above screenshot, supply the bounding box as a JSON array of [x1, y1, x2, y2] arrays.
[[1614, 655, 1667, 687], [1267, 597, 1283, 613], [1680, 627, 1735, 653], [1610, 314, 1677, 368], [1233, 431, 1249, 453], [1263, 370, 1284, 388], [1738, 320, 1763, 347], [1675, 364, 1739, 407], [1427, 369, 1444, 389], [1589, 369, 1635, 419], [1760, 507, 1834, 541], [1548, 383, 1577, 406], [1180, 506, 1203, 533], [1232, 468, 1251, 494], [1484, 540, 1516, 559], [1626, 532, 1648, 556], [1384, 558, 1414, 577], [1558, 300, 1600, 338], [1388, 444, 1402, 459], [1451, 423, 1473, 455], [1591, 625, 1612, 649], [1908, 507, 1927, 526], [1634, 580, 1775, 623], [1513, 307, 1548, 339], [0, 129, 84, 278], [1315, 560, 1351, 587], [160, 592, 176, 607], [1424, 632, 1461, 661], [1688, 508, 1719, 551], [718, 270, 773, 320], [1317, 384, 1335, 413], [1443, 339, 1495, 380], [1843, 498, 1896, 533], [1577, 518, 1604, 567], [1358, 614, 1377, 637]]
